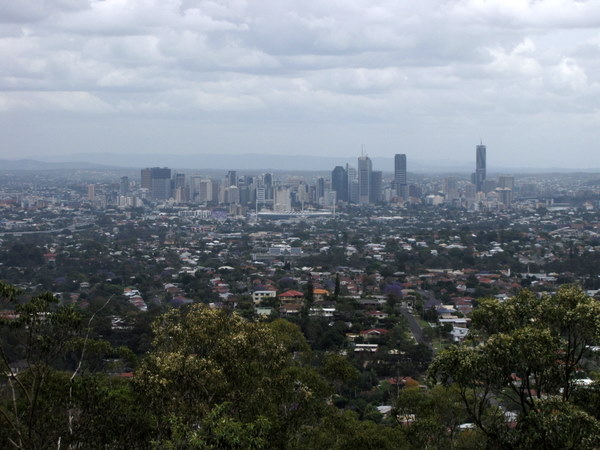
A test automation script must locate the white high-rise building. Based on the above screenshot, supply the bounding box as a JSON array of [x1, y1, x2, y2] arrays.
[[274, 187, 291, 211]]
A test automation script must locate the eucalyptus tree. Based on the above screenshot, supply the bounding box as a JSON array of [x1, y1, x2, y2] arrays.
[[429, 286, 600, 449]]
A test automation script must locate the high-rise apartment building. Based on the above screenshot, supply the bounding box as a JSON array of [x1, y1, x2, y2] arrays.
[[357, 156, 372, 205], [331, 166, 348, 202], [394, 154, 408, 199], [474, 142, 486, 192]]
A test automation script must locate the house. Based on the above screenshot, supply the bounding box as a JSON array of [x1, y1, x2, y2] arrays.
[[359, 328, 390, 340], [313, 288, 329, 302], [255, 306, 273, 316], [354, 343, 378, 352], [309, 307, 335, 317], [252, 290, 277, 305], [451, 327, 469, 342], [280, 304, 302, 315], [366, 310, 388, 320], [278, 290, 304, 305]]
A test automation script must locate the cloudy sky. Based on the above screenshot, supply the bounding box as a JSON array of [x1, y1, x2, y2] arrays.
[[2, 0, 600, 169]]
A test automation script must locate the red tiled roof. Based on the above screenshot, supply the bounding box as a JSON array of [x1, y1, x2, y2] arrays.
[[278, 290, 304, 297], [360, 328, 390, 335]]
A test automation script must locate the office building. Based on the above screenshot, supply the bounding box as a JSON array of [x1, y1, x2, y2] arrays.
[[226, 170, 237, 188], [174, 173, 185, 189], [394, 154, 408, 199], [140, 168, 152, 190], [498, 176, 515, 191], [346, 164, 358, 203], [331, 166, 348, 202], [316, 177, 325, 202], [256, 187, 266, 204], [119, 176, 129, 196], [87, 184, 95, 202], [274, 186, 291, 212], [443, 177, 458, 202], [474, 142, 486, 192], [370, 171, 382, 203], [357, 156, 372, 205], [149, 167, 172, 200]]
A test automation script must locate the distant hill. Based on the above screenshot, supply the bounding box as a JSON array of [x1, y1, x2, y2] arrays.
[[40, 152, 475, 173], [3, 154, 599, 174], [0, 159, 118, 171]]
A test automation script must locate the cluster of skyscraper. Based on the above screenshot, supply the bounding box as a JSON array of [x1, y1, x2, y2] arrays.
[[131, 142, 512, 211], [330, 153, 408, 205]]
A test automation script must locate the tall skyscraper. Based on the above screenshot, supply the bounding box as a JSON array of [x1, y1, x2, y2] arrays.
[[190, 176, 202, 202], [394, 154, 408, 199], [174, 173, 185, 189], [316, 177, 325, 201], [198, 179, 213, 203], [256, 187, 266, 204], [346, 164, 358, 203], [370, 170, 382, 203], [119, 176, 129, 196], [331, 166, 348, 202], [87, 184, 95, 202], [140, 168, 152, 190], [274, 186, 291, 211], [443, 176, 458, 202], [263, 173, 273, 187], [149, 167, 172, 200], [496, 188, 512, 207], [357, 156, 372, 205], [474, 142, 486, 192], [498, 176, 515, 191], [262, 173, 273, 203], [226, 170, 237, 187]]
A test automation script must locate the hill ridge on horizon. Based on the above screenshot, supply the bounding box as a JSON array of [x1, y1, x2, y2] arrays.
[[2, 155, 599, 174]]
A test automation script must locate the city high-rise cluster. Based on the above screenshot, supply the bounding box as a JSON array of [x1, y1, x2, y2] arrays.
[[123, 143, 516, 214]]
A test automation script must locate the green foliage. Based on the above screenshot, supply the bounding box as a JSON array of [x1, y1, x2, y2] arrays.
[[428, 286, 600, 447], [0, 281, 149, 449], [135, 305, 332, 446], [511, 398, 600, 450], [68, 374, 154, 449], [154, 403, 272, 449], [291, 409, 408, 450]]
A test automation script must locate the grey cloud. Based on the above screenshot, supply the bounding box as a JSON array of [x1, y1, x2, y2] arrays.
[[1, 0, 600, 168]]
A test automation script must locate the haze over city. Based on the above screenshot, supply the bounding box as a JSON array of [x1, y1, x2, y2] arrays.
[[2, 0, 600, 169]]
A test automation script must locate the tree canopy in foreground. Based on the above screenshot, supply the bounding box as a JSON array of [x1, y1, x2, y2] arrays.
[[429, 285, 600, 449]]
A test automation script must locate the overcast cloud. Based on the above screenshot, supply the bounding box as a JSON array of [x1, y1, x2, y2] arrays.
[[2, 0, 600, 169]]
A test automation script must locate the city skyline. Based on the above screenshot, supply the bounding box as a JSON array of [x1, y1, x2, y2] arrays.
[[2, 1, 600, 168], [133, 142, 507, 211]]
